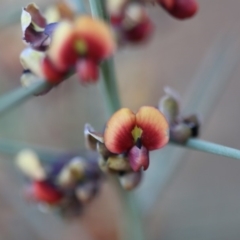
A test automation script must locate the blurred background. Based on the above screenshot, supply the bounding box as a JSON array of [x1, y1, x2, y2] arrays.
[[1, 0, 240, 239]]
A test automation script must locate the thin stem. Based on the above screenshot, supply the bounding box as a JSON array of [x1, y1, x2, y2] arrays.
[[171, 138, 240, 160], [88, 1, 143, 240], [0, 138, 65, 163], [0, 81, 47, 116]]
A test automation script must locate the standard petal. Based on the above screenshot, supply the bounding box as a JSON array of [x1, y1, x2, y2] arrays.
[[47, 20, 77, 70], [104, 108, 136, 154], [74, 16, 116, 61], [128, 145, 149, 171], [136, 106, 169, 150]]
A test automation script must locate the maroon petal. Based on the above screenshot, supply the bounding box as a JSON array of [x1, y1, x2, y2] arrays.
[[159, 0, 198, 19], [76, 59, 99, 84], [21, 3, 50, 51], [128, 145, 149, 172]]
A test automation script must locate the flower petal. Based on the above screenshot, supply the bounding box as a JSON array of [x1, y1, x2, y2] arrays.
[[76, 59, 99, 84], [21, 3, 49, 50], [128, 145, 149, 171], [41, 57, 66, 83], [47, 20, 79, 71], [170, 123, 192, 143], [16, 149, 46, 180], [20, 48, 45, 77], [159, 0, 198, 19], [119, 171, 142, 190], [107, 155, 132, 171], [75, 181, 98, 203], [21, 3, 46, 33], [84, 123, 104, 151], [136, 106, 169, 150], [104, 108, 136, 154], [74, 16, 116, 61], [33, 181, 63, 204], [158, 87, 180, 124]]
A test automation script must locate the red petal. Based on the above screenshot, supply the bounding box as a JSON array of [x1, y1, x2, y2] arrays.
[[104, 108, 136, 154], [33, 181, 63, 204], [76, 59, 99, 84], [41, 57, 66, 84], [128, 145, 149, 172], [160, 0, 198, 19], [74, 16, 115, 62], [136, 106, 169, 150], [47, 21, 78, 71]]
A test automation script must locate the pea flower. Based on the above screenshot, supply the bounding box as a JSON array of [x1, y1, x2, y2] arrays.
[[158, 87, 200, 143], [16, 149, 102, 218], [84, 124, 142, 190], [107, 0, 154, 45], [104, 106, 169, 171], [85, 106, 169, 173]]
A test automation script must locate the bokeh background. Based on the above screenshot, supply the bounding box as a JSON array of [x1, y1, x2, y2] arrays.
[[1, 0, 240, 239]]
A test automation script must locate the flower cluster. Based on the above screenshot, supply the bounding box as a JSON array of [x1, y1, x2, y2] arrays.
[[20, 3, 115, 94], [16, 149, 102, 218], [107, 0, 153, 45], [85, 106, 169, 190], [158, 87, 200, 143], [106, 0, 198, 45]]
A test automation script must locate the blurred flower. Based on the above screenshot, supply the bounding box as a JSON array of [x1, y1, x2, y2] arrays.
[[84, 124, 142, 190], [107, 0, 154, 45], [47, 16, 115, 80], [157, 0, 198, 19], [16, 149, 102, 218], [20, 3, 115, 91], [158, 87, 200, 143], [21, 3, 58, 51]]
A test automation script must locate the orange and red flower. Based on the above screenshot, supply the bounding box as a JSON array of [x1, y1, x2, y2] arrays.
[[104, 106, 169, 171]]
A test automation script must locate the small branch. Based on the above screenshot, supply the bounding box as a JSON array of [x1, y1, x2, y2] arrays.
[[0, 81, 47, 116], [171, 138, 240, 160]]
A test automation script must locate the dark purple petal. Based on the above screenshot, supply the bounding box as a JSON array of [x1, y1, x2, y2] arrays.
[[127, 145, 149, 172]]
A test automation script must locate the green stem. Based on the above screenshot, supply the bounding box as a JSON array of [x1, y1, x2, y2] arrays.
[[171, 138, 240, 160], [88, 1, 143, 240], [0, 139, 64, 163], [0, 81, 47, 116]]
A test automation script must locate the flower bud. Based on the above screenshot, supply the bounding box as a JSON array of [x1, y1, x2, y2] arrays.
[[170, 123, 192, 143], [119, 171, 142, 190]]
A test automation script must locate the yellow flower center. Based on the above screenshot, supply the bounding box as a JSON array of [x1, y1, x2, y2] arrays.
[[131, 126, 143, 143], [74, 39, 88, 54]]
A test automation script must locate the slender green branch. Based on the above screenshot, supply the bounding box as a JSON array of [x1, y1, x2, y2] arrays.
[[171, 138, 240, 160], [0, 81, 47, 116], [88, 1, 142, 240], [0, 139, 64, 163]]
